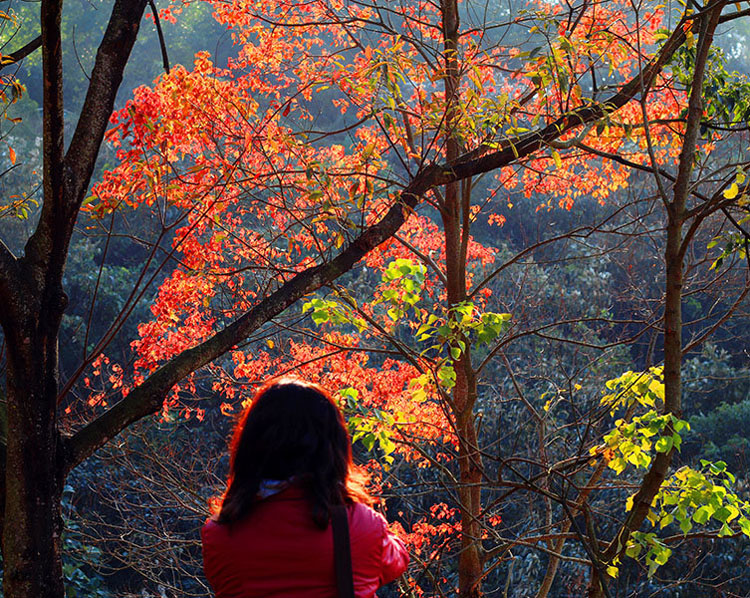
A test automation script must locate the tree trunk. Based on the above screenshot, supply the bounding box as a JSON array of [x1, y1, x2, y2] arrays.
[[589, 8, 724, 596], [456, 389, 483, 598], [589, 206, 683, 598], [440, 0, 483, 589], [3, 296, 66, 598]]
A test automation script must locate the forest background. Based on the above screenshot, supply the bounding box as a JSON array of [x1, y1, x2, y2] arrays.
[[1, 0, 750, 596]]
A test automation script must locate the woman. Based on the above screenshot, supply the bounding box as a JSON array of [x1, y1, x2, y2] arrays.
[[202, 378, 409, 597]]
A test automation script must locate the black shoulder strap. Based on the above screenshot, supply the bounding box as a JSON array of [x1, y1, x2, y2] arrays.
[[331, 504, 355, 598]]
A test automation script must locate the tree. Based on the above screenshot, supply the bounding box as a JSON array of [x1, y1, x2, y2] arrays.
[[1, 1, 749, 598], [86, 1, 750, 597]]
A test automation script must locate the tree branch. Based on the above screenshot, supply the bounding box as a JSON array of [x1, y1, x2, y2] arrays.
[[64, 9, 695, 470], [64, 163, 444, 470], [22, 0, 148, 293], [26, 0, 65, 277], [601, 1, 727, 572], [0, 36, 42, 73], [448, 15, 689, 181], [147, 0, 171, 74], [64, 0, 149, 212]]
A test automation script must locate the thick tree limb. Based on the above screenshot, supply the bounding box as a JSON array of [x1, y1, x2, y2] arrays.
[[64, 0, 149, 213], [65, 9, 694, 471], [449, 15, 687, 181], [27, 0, 65, 279], [0, 36, 42, 73], [22, 0, 148, 293], [64, 164, 443, 470]]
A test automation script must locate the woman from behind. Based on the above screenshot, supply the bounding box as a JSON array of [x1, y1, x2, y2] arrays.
[[201, 378, 409, 597]]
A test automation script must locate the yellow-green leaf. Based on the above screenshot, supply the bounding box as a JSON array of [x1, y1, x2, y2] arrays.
[[724, 183, 739, 200], [552, 150, 562, 169]]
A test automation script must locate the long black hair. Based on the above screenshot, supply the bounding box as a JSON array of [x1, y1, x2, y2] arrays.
[[216, 378, 370, 528]]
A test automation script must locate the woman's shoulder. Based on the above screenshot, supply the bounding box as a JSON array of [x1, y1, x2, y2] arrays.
[[348, 502, 388, 537], [201, 485, 308, 537]]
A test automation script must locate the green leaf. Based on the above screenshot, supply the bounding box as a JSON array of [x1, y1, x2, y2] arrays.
[[311, 310, 330, 325], [725, 504, 740, 522], [625, 542, 642, 558], [679, 517, 692, 534], [655, 436, 673, 453], [437, 365, 456, 389], [339, 387, 359, 405], [718, 523, 734, 537], [714, 506, 732, 523], [361, 433, 376, 452], [693, 505, 712, 524], [654, 547, 672, 565], [551, 149, 562, 169], [659, 513, 674, 529], [738, 517, 750, 537]]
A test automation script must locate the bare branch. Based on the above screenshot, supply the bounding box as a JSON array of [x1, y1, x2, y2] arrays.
[[0, 36, 42, 73], [147, 0, 171, 74]]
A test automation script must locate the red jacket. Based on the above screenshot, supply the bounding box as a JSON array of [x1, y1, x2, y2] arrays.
[[201, 485, 409, 597]]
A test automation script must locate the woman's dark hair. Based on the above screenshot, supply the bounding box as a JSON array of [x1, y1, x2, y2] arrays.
[[216, 378, 370, 528]]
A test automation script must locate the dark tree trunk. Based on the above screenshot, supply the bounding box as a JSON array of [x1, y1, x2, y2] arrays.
[[2, 0, 67, 593], [0, 1, 149, 596], [2, 283, 67, 598], [4, 350, 65, 598]]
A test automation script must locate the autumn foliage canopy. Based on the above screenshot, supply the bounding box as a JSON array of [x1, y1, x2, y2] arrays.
[[18, 0, 749, 595]]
